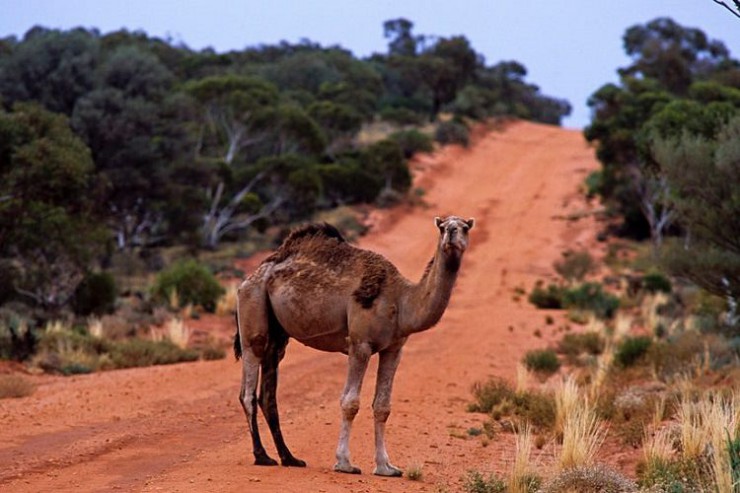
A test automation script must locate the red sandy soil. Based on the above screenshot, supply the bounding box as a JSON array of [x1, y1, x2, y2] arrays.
[[0, 121, 622, 492]]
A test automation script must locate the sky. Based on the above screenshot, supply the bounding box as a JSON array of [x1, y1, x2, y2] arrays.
[[1, 1, 739, 128]]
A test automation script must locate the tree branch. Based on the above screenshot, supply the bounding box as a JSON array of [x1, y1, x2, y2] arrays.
[[712, 0, 740, 19]]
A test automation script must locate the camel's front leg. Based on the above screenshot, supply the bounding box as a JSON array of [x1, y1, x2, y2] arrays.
[[372, 348, 403, 477], [334, 342, 371, 474]]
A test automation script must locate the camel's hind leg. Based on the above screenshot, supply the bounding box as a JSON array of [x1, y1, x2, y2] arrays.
[[258, 322, 306, 467], [236, 279, 277, 466]]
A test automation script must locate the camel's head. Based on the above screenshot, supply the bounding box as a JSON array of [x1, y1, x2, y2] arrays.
[[435, 216, 474, 257]]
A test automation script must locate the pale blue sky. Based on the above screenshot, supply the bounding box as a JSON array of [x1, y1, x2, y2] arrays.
[[1, 1, 739, 128]]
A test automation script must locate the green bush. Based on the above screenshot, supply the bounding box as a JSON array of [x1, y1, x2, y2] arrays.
[[379, 106, 424, 126], [557, 332, 605, 363], [562, 282, 620, 319], [469, 377, 515, 413], [642, 272, 672, 294], [554, 250, 596, 284], [389, 129, 434, 158], [435, 120, 470, 147], [73, 272, 118, 316], [109, 339, 198, 369], [151, 259, 225, 312], [615, 336, 652, 367], [523, 349, 561, 375], [528, 283, 564, 309], [462, 470, 506, 493]]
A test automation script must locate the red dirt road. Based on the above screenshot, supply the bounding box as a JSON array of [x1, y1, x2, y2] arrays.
[[0, 121, 603, 492]]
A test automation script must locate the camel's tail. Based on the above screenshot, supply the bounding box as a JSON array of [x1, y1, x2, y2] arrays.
[[233, 312, 242, 361]]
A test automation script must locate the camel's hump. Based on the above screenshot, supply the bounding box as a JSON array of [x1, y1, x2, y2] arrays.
[[280, 222, 346, 247]]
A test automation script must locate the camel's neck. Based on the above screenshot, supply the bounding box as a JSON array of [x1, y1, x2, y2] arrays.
[[399, 248, 461, 336]]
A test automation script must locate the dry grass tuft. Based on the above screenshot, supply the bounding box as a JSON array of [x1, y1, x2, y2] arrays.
[[216, 282, 238, 317], [559, 398, 606, 470], [87, 317, 104, 338], [406, 463, 423, 481], [539, 464, 637, 493], [554, 375, 580, 440], [508, 424, 536, 493], [0, 374, 36, 399], [515, 363, 530, 395], [165, 317, 190, 349]]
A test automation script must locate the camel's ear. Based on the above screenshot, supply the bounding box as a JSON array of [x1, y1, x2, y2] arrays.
[[434, 216, 443, 229], [465, 218, 475, 230]]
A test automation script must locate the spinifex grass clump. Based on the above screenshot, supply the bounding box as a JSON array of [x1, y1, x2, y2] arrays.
[[0, 374, 36, 399], [468, 377, 556, 432], [523, 349, 561, 376]]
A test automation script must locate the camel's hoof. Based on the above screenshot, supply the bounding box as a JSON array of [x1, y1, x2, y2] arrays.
[[281, 456, 307, 467], [373, 464, 403, 477], [254, 454, 278, 466], [334, 462, 362, 474]]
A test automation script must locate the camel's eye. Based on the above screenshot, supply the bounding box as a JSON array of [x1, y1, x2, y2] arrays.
[[462, 225, 470, 233]]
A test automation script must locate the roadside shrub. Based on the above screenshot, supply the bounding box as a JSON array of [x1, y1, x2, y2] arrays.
[[462, 470, 506, 493], [379, 106, 424, 126], [469, 377, 515, 413], [642, 272, 672, 294], [389, 129, 434, 158], [554, 250, 596, 284], [540, 464, 637, 493], [0, 374, 36, 399], [151, 259, 224, 313], [469, 377, 556, 431], [615, 336, 652, 367], [523, 349, 561, 375], [73, 271, 117, 316], [435, 120, 470, 147], [557, 332, 605, 363], [109, 339, 198, 369], [528, 282, 564, 309], [562, 282, 620, 319]]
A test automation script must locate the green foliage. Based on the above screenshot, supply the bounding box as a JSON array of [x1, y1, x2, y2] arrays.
[[554, 250, 596, 284], [636, 457, 708, 491], [109, 339, 198, 368], [615, 336, 652, 367], [557, 332, 605, 364], [72, 272, 117, 316], [642, 272, 672, 294], [584, 17, 739, 240], [653, 117, 740, 301], [434, 120, 470, 147], [469, 378, 557, 432], [151, 259, 225, 312], [389, 129, 434, 158], [379, 106, 424, 126], [462, 470, 506, 493], [528, 282, 564, 309], [562, 282, 620, 320], [729, 434, 740, 488], [523, 349, 561, 375]]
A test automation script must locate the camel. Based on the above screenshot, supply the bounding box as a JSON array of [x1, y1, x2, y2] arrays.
[[234, 215, 474, 476]]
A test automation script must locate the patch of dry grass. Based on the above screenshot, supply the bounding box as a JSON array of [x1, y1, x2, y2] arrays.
[[215, 282, 238, 317], [0, 374, 36, 399], [554, 375, 580, 440], [508, 424, 536, 493], [559, 398, 606, 470]]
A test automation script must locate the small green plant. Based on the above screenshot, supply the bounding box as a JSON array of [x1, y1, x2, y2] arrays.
[[554, 250, 596, 284], [152, 259, 225, 313], [557, 332, 605, 364], [0, 374, 36, 399], [615, 336, 652, 367], [109, 339, 199, 369], [72, 271, 118, 316], [435, 120, 470, 147], [462, 470, 506, 493], [390, 129, 434, 158], [528, 282, 564, 309], [406, 463, 423, 481], [642, 272, 672, 294], [523, 349, 561, 375], [562, 282, 620, 319], [468, 377, 556, 431]]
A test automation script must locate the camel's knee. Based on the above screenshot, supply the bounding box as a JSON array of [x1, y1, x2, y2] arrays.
[[340, 395, 360, 420], [373, 403, 391, 423]]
